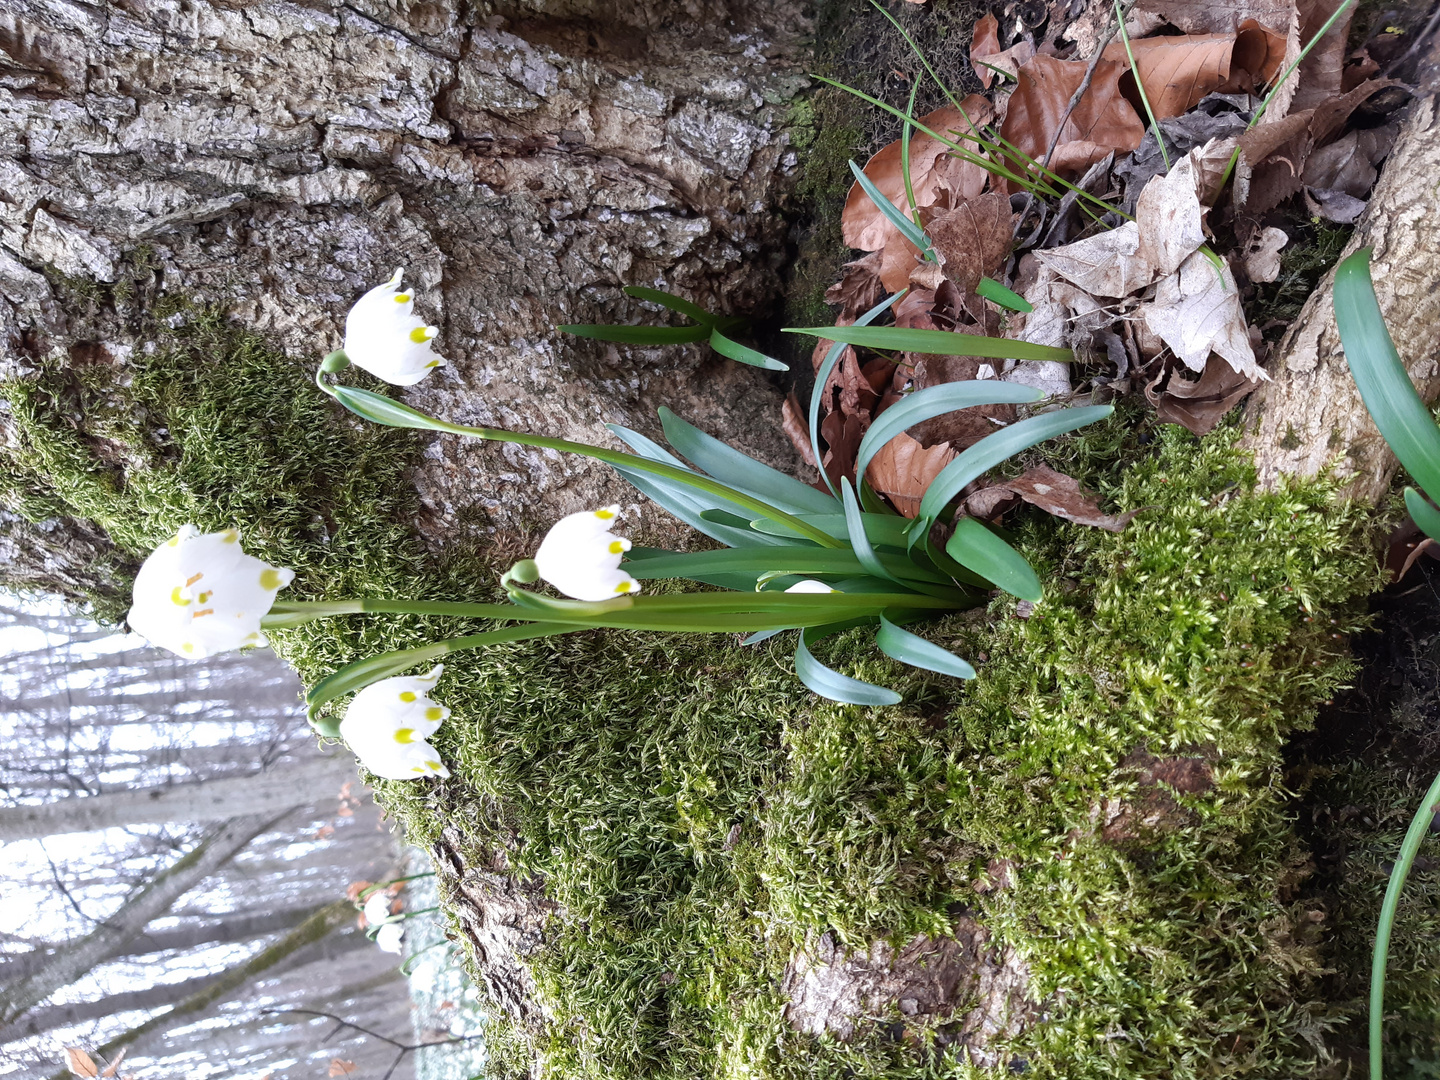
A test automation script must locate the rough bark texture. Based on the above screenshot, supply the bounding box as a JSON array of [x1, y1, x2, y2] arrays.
[[1243, 43, 1440, 502], [0, 0, 809, 558]]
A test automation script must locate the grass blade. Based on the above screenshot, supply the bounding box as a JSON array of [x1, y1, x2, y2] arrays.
[[708, 327, 789, 371], [796, 628, 902, 706], [622, 285, 718, 326], [1334, 248, 1440, 500], [977, 277, 1034, 313], [811, 293, 902, 498], [945, 516, 1042, 601], [558, 323, 710, 345], [786, 324, 1073, 363], [848, 159, 933, 255], [875, 615, 975, 678], [855, 381, 1042, 484]]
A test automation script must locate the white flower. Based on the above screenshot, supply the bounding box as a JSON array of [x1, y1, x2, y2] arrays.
[[343, 268, 445, 386], [128, 525, 295, 659], [532, 506, 640, 602], [375, 921, 404, 954], [339, 665, 452, 780], [785, 580, 837, 593], [363, 890, 396, 928]]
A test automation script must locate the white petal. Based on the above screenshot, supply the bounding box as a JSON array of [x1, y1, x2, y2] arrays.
[[363, 891, 394, 927], [343, 270, 445, 386], [785, 579, 837, 593], [533, 508, 638, 601], [339, 672, 452, 780], [375, 922, 404, 953]]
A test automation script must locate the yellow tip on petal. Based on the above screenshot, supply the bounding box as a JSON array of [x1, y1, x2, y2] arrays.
[[425, 706, 443, 721], [615, 580, 633, 594], [181, 642, 194, 653], [409, 326, 437, 343], [424, 360, 440, 368], [608, 540, 624, 554], [221, 529, 239, 543], [595, 509, 615, 520], [259, 568, 283, 590], [399, 691, 417, 702], [394, 293, 411, 303], [394, 727, 416, 744]]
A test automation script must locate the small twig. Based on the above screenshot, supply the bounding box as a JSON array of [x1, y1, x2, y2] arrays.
[[262, 1007, 485, 1064]]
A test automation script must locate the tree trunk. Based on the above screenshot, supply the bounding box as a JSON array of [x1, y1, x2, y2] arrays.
[[1243, 37, 1440, 500], [0, 0, 811, 595], [0, 811, 289, 1025]]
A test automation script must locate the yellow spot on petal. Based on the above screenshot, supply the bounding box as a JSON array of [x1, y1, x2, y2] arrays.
[[409, 326, 436, 343], [186, 573, 203, 586], [181, 642, 195, 654], [608, 540, 624, 554], [221, 529, 239, 544], [426, 760, 443, 771], [394, 728, 416, 744], [259, 568, 283, 590], [614, 580, 633, 594], [399, 691, 417, 702], [167, 535, 181, 547], [198, 591, 212, 603], [425, 706, 443, 721], [170, 587, 192, 607], [424, 360, 440, 367], [394, 293, 411, 303], [595, 509, 615, 520]]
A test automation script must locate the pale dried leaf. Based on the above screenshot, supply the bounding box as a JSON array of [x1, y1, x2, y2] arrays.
[[1142, 251, 1266, 380], [1242, 226, 1288, 282], [1304, 186, 1367, 223], [866, 433, 956, 518], [1134, 153, 1207, 277], [782, 392, 817, 468], [328, 1060, 357, 1077], [1134, 0, 1293, 38], [99, 1049, 126, 1078], [1004, 465, 1143, 531], [1034, 221, 1153, 298], [1190, 135, 1240, 205], [65, 1050, 99, 1078]]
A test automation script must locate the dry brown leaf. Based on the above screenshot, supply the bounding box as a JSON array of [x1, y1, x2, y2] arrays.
[[971, 13, 1002, 87], [1142, 250, 1265, 380], [329, 1060, 357, 1077], [1236, 108, 1313, 211], [1309, 78, 1404, 146], [1292, 0, 1354, 111], [876, 231, 925, 293], [1242, 226, 1289, 282], [1134, 0, 1293, 40], [841, 98, 994, 252], [1101, 34, 1237, 119], [820, 408, 864, 488], [1000, 55, 1145, 181], [825, 251, 887, 319], [1227, 19, 1290, 88], [1190, 135, 1241, 205], [65, 1049, 99, 1078], [866, 433, 956, 518], [99, 1049, 126, 1078], [1302, 130, 1376, 196], [781, 392, 817, 468], [907, 354, 1016, 449], [1145, 355, 1259, 432], [1035, 222, 1152, 298], [1134, 153, 1207, 277], [1004, 465, 1144, 531], [926, 193, 1014, 299]]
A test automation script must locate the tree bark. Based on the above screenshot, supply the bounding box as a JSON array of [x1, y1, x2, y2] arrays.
[[0, 810, 290, 1025], [1243, 38, 1440, 500]]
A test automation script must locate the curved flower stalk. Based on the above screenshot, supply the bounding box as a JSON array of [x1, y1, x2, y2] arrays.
[[343, 268, 445, 386], [338, 666, 452, 780], [280, 274, 1112, 715], [128, 525, 294, 658]]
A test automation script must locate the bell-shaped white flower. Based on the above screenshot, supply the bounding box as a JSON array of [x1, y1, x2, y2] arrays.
[[343, 268, 445, 386], [375, 921, 404, 954], [363, 890, 397, 928], [785, 579, 837, 594], [339, 665, 452, 780], [532, 506, 640, 602], [128, 525, 295, 659]]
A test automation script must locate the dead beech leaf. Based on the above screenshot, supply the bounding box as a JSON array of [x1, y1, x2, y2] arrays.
[[1001, 55, 1145, 180], [1142, 250, 1266, 381], [971, 13, 1001, 87], [841, 99, 994, 252], [820, 408, 864, 488], [1035, 221, 1153, 298], [927, 193, 1014, 297], [65, 1049, 99, 1078], [782, 392, 817, 469], [1145, 356, 1258, 433], [866, 433, 956, 518], [1101, 34, 1237, 119], [1134, 153, 1207, 277], [99, 1049, 126, 1078], [1236, 108, 1313, 212], [1228, 19, 1289, 88], [1004, 465, 1144, 531], [877, 231, 926, 293], [1304, 186, 1367, 223], [1242, 226, 1288, 283], [825, 251, 887, 319], [329, 1060, 357, 1077], [1134, 0, 1293, 42], [1292, 0, 1354, 112]]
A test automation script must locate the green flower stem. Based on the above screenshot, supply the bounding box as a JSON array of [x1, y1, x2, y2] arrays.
[[1370, 767, 1440, 1080], [314, 367, 842, 550]]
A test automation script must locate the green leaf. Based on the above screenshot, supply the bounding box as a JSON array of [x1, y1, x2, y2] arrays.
[[558, 323, 710, 345], [796, 628, 902, 706], [810, 293, 902, 499], [330, 385, 460, 432], [945, 516, 1042, 601], [1405, 487, 1440, 544], [658, 407, 839, 516], [855, 381, 1042, 484], [1334, 247, 1440, 500], [785, 324, 1073, 363], [750, 511, 909, 547], [624, 546, 948, 585], [622, 286, 718, 326], [976, 277, 1034, 312], [875, 615, 975, 678], [708, 328, 789, 371], [841, 478, 904, 587], [912, 405, 1113, 535], [848, 159, 933, 255]]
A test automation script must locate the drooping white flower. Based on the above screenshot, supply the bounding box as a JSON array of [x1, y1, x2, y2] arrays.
[[363, 890, 396, 928], [339, 665, 452, 781], [128, 525, 295, 659], [785, 580, 837, 594], [343, 268, 445, 386], [375, 921, 404, 954], [531, 506, 640, 602]]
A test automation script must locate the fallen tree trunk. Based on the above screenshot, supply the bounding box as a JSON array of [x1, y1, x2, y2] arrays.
[[1244, 37, 1440, 501]]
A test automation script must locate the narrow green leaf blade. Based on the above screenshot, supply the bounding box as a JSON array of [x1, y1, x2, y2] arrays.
[[559, 323, 710, 345], [623, 286, 718, 326], [977, 277, 1034, 313], [945, 516, 1042, 601], [841, 478, 904, 586], [796, 629, 902, 706], [848, 159, 933, 254], [1334, 247, 1440, 499], [913, 405, 1113, 532], [331, 386, 457, 432], [659, 407, 839, 515], [785, 324, 1072, 363], [810, 293, 902, 499], [709, 328, 789, 371], [1405, 487, 1440, 544], [855, 381, 1042, 484], [876, 615, 976, 678]]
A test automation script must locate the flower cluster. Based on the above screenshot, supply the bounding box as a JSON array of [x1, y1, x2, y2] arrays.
[[363, 889, 405, 954]]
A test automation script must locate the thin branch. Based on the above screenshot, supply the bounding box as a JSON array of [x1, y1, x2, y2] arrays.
[[262, 1007, 485, 1080]]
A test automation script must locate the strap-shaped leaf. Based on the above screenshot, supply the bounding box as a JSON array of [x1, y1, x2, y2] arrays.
[[810, 293, 902, 498], [709, 327, 789, 371], [910, 405, 1113, 537], [331, 385, 463, 432], [622, 285, 718, 326], [1334, 247, 1440, 500], [750, 511, 909, 548], [855, 381, 1042, 485], [848, 159, 934, 255], [558, 323, 710, 345], [875, 615, 976, 678], [796, 627, 902, 706], [786, 324, 1072, 363], [977, 277, 1034, 313], [1405, 488, 1440, 543], [624, 545, 948, 585], [945, 516, 1042, 601], [841, 478, 905, 587], [659, 407, 839, 516]]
